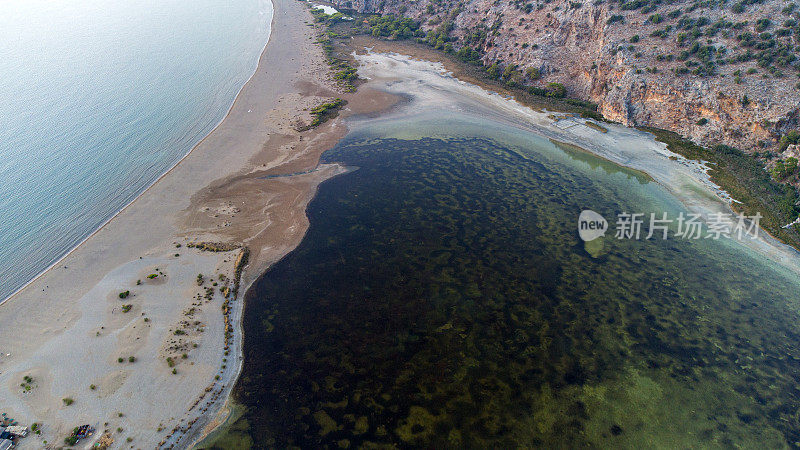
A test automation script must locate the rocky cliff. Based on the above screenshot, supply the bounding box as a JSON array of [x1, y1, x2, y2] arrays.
[[332, 0, 800, 153]]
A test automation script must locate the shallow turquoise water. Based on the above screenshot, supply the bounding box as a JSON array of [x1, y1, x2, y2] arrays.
[[211, 114, 800, 448], [0, 0, 271, 300]]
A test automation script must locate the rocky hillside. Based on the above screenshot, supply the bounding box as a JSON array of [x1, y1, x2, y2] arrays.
[[331, 0, 800, 154]]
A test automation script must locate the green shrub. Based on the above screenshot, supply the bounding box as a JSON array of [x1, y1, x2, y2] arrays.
[[773, 157, 799, 179], [456, 46, 483, 64], [308, 98, 346, 127], [366, 15, 421, 39], [525, 66, 541, 80], [779, 130, 800, 152], [486, 63, 501, 79], [334, 67, 358, 81], [546, 82, 567, 98]]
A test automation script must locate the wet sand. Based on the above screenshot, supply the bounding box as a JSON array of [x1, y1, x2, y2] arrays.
[[0, 0, 352, 447]]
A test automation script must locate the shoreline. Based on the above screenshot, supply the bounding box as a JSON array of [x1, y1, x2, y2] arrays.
[[203, 30, 800, 447], [4, 5, 799, 449], [0, 0, 350, 447], [346, 48, 800, 276], [344, 33, 800, 251], [199, 37, 800, 447], [190, 162, 355, 449], [1, 2, 276, 308]]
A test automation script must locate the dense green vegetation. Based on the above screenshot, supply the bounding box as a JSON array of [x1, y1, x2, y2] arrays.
[[311, 8, 361, 91], [310, 98, 345, 126], [366, 15, 421, 39], [643, 127, 800, 247], [780, 129, 800, 151], [772, 157, 798, 179]]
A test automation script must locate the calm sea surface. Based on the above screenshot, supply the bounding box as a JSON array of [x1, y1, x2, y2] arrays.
[[0, 0, 272, 301]]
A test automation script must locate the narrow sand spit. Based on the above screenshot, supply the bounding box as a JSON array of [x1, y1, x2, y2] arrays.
[[0, 0, 350, 447]]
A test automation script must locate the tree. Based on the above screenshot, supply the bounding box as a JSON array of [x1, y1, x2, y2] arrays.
[[779, 130, 800, 152], [546, 82, 567, 98], [773, 157, 799, 179], [486, 63, 501, 79]]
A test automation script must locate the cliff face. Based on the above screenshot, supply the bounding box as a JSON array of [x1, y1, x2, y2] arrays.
[[332, 0, 800, 152]]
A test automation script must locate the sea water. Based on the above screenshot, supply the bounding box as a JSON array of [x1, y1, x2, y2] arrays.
[[0, 0, 272, 301]]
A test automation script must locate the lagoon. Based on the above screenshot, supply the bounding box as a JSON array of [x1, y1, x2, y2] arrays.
[[212, 112, 800, 447]]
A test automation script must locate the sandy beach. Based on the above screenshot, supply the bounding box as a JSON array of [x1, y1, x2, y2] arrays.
[[0, 0, 351, 447]]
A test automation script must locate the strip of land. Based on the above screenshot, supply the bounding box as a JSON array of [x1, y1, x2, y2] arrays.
[[0, 0, 354, 447]]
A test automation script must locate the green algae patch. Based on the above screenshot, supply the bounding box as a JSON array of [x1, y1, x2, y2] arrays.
[[314, 410, 342, 436], [583, 236, 605, 258], [195, 404, 254, 450], [395, 406, 440, 444], [551, 138, 653, 184]]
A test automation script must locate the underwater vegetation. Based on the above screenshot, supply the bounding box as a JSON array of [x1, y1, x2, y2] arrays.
[[209, 133, 800, 449]]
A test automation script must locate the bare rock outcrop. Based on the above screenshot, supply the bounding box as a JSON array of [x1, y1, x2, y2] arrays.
[[333, 0, 800, 152]]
